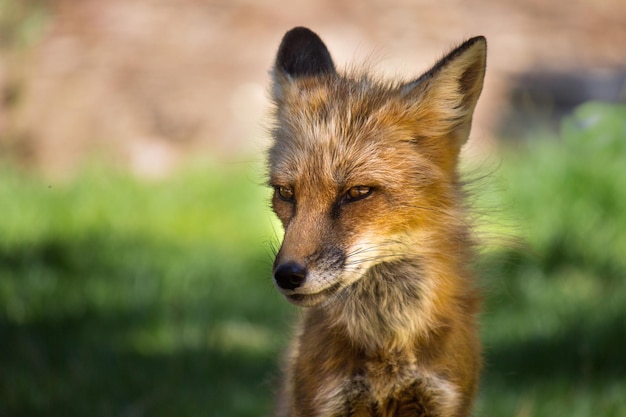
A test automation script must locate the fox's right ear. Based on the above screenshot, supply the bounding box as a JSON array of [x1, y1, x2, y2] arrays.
[[272, 27, 336, 100], [400, 36, 487, 146]]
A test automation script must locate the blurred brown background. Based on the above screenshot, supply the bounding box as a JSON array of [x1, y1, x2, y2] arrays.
[[1, 0, 625, 177]]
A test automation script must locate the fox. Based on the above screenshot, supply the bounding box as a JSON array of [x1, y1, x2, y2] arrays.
[[266, 27, 487, 417]]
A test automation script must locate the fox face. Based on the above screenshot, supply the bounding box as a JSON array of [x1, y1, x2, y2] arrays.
[[268, 28, 486, 308]]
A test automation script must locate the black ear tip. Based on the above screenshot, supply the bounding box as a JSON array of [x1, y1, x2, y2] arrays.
[[463, 36, 487, 54], [468, 35, 487, 45], [282, 26, 321, 43], [275, 26, 336, 78]]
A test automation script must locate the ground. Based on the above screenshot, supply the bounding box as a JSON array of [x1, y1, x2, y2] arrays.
[[1, 0, 625, 175]]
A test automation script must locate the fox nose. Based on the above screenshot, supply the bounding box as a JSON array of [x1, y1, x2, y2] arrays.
[[274, 262, 307, 290]]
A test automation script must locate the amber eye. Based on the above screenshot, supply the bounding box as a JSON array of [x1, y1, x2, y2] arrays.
[[275, 185, 295, 202], [345, 186, 372, 202]]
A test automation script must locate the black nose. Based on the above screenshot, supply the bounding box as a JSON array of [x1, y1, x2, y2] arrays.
[[274, 262, 307, 290]]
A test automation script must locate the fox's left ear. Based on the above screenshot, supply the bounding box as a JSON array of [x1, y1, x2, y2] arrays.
[[272, 27, 336, 101], [402, 36, 487, 147]]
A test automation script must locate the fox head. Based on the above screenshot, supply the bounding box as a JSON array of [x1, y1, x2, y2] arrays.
[[267, 27, 486, 307]]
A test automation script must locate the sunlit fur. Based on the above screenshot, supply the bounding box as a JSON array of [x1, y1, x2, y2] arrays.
[[267, 27, 487, 417]]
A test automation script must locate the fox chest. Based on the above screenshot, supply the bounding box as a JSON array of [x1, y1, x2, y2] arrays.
[[328, 372, 431, 417], [291, 358, 453, 417]]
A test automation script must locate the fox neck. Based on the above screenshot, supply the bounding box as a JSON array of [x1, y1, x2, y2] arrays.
[[319, 252, 473, 354]]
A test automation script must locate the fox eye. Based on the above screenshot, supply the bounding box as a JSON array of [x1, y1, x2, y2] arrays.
[[345, 186, 372, 202], [275, 185, 295, 202]]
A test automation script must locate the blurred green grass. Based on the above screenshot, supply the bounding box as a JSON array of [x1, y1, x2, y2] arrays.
[[0, 161, 293, 416], [1, 102, 625, 416], [476, 102, 626, 417]]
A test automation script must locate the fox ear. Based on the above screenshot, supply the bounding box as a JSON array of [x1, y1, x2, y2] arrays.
[[402, 36, 487, 146], [272, 27, 336, 99]]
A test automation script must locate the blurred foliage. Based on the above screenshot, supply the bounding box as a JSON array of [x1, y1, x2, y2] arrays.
[[477, 102, 626, 417], [500, 102, 626, 272], [0, 161, 292, 416], [0, 0, 49, 49], [0, 103, 625, 416]]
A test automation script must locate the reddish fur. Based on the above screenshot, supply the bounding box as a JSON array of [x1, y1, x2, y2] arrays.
[[267, 28, 487, 417]]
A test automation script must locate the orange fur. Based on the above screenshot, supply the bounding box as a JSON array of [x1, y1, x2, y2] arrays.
[[267, 27, 487, 417]]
